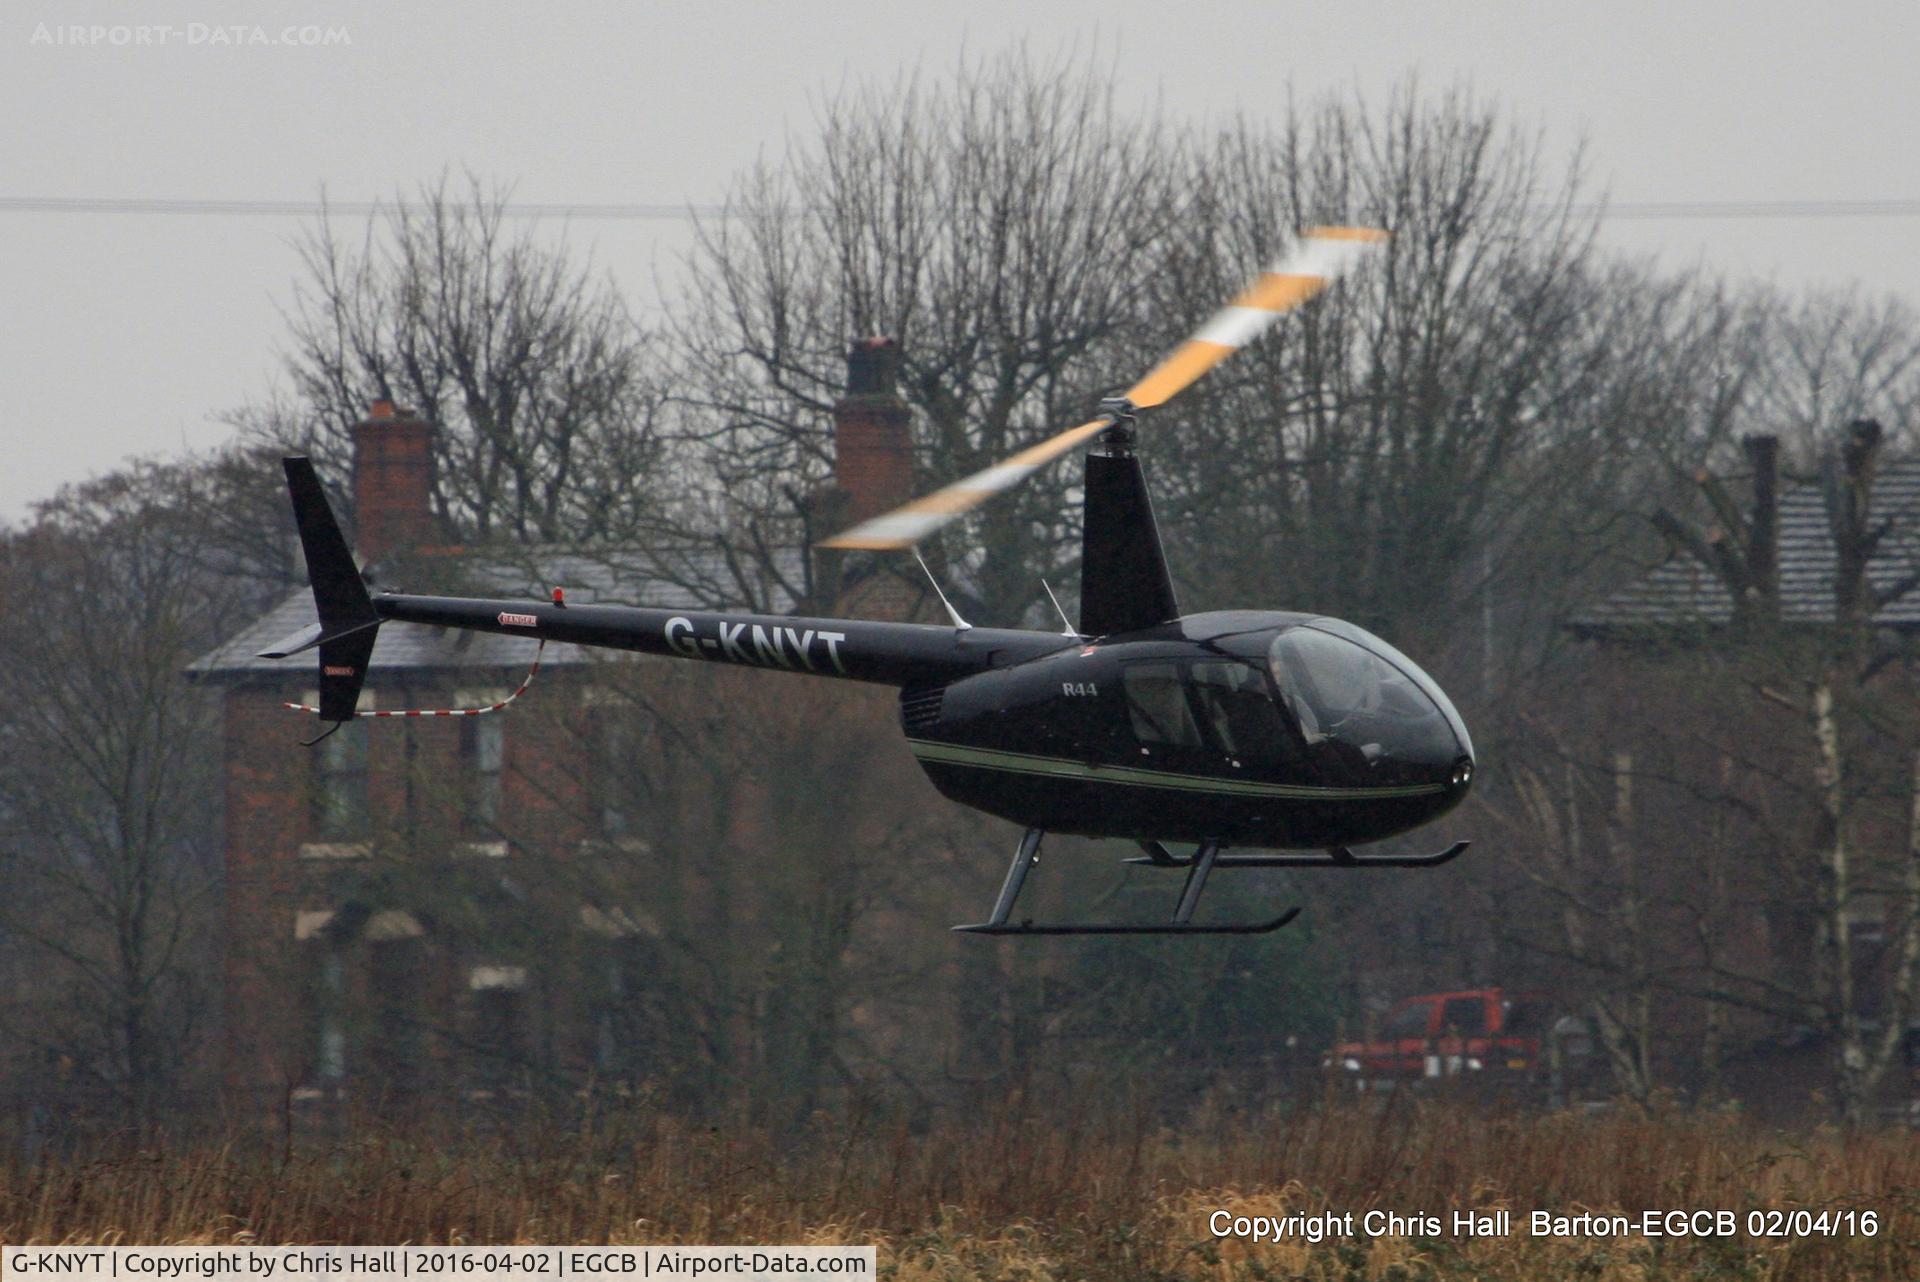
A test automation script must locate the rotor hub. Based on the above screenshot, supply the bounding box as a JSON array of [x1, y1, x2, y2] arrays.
[[1096, 396, 1138, 454]]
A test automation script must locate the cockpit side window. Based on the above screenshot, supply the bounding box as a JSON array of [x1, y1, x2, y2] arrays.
[[1187, 661, 1295, 760], [1122, 662, 1202, 748]]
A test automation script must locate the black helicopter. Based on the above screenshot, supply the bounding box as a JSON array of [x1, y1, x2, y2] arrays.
[[266, 226, 1474, 937]]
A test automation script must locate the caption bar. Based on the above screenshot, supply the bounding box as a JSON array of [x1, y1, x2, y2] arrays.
[[2, 1248, 875, 1282]]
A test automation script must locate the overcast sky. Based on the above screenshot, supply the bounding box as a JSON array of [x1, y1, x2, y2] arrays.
[[3, 0, 1917, 521]]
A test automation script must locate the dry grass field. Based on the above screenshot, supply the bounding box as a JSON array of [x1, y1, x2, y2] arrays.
[[1, 1093, 1915, 1280]]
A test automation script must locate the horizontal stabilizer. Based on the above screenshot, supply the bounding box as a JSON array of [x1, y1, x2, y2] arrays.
[[257, 617, 380, 660]]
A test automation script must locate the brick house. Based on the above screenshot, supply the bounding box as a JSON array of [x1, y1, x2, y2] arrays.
[[1571, 432, 1920, 638], [190, 341, 925, 1113], [1566, 424, 1920, 1113]]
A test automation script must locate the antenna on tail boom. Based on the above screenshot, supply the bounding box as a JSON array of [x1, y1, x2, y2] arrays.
[[914, 551, 972, 630]]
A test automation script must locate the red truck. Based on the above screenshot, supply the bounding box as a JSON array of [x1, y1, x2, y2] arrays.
[[1329, 988, 1561, 1089]]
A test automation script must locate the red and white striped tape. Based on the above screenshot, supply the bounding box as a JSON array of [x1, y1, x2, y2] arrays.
[[285, 641, 546, 719]]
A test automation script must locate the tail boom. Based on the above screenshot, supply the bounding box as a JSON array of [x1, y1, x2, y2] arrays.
[[371, 593, 1062, 689], [269, 455, 1068, 712]]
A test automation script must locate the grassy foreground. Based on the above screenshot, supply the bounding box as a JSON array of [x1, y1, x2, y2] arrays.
[[1, 1096, 1915, 1280]]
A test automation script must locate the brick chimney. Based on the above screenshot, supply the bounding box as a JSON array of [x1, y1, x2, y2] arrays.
[[1744, 433, 1778, 613], [351, 399, 435, 563], [833, 337, 913, 525], [817, 338, 922, 620]]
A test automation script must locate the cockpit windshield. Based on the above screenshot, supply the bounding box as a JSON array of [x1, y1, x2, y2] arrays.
[[1301, 617, 1472, 756], [1266, 623, 1465, 777]]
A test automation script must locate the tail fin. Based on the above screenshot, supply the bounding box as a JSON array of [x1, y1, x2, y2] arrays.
[[1078, 448, 1179, 637], [261, 457, 381, 722]]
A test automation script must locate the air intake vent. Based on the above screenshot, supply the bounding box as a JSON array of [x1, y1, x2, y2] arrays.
[[899, 686, 945, 733]]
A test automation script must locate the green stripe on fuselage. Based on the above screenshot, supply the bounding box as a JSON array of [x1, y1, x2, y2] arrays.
[[905, 739, 1445, 801]]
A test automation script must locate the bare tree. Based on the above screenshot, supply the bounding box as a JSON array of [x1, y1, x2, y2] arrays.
[[1150, 87, 1677, 671], [0, 463, 240, 1127], [669, 49, 1182, 624], [235, 172, 668, 545], [1743, 421, 1920, 1123], [1498, 745, 1658, 1101], [1751, 288, 1920, 464], [1530, 421, 1920, 1121], [435, 655, 975, 1119]]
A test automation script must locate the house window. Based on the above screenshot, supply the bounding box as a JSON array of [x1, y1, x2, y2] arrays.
[[315, 952, 346, 1080], [592, 710, 638, 837], [470, 965, 527, 1081], [313, 722, 370, 841], [369, 939, 422, 1091], [594, 942, 644, 1075], [463, 718, 504, 831]]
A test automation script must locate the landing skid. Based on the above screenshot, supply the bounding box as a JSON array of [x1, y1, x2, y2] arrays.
[[956, 914, 1300, 936], [952, 828, 1301, 937], [1124, 840, 1469, 870]]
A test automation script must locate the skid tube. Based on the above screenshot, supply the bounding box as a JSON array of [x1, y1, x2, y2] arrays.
[[953, 828, 1300, 937], [1124, 840, 1470, 870]]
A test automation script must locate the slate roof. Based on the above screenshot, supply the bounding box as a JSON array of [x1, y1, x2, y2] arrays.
[[190, 546, 804, 678], [1573, 459, 1920, 635]]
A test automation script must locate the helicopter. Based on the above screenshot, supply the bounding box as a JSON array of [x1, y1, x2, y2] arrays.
[[265, 225, 1474, 937]]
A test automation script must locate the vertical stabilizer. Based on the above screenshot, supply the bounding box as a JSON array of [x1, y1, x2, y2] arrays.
[[1078, 444, 1179, 637], [276, 457, 381, 722]]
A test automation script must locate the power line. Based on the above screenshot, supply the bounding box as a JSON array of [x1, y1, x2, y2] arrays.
[[0, 196, 726, 219], [2, 195, 1919, 222], [1590, 199, 1920, 221]]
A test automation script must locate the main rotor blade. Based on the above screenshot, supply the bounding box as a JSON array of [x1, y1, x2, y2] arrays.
[[820, 416, 1113, 550], [817, 225, 1387, 551], [1125, 225, 1386, 409]]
